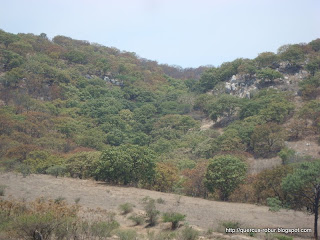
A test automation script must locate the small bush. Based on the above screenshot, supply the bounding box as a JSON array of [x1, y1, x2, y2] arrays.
[[0, 185, 7, 196], [221, 220, 240, 229], [147, 230, 176, 240], [119, 202, 134, 215], [143, 197, 159, 226], [128, 213, 144, 225], [17, 163, 31, 177], [274, 235, 293, 240], [278, 148, 295, 165], [267, 197, 282, 212], [218, 220, 240, 234], [116, 229, 138, 240], [74, 197, 81, 204], [54, 196, 66, 204], [157, 197, 166, 204], [90, 220, 120, 238], [177, 226, 199, 240], [162, 212, 186, 230]]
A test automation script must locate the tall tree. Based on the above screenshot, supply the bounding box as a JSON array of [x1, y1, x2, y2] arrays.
[[205, 155, 247, 201], [282, 161, 320, 240]]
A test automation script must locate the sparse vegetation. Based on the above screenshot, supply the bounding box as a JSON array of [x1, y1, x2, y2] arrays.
[[119, 202, 134, 215], [218, 220, 241, 234], [157, 197, 166, 204], [274, 235, 293, 240], [116, 229, 138, 240], [90, 220, 120, 238], [147, 230, 176, 240], [142, 197, 160, 226], [128, 213, 145, 226], [0, 185, 6, 196], [177, 226, 199, 240]]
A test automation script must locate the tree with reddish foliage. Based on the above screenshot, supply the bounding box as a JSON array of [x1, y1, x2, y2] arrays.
[[182, 161, 208, 198], [153, 162, 179, 192]]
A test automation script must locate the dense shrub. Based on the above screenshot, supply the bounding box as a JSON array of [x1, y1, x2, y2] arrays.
[[46, 165, 66, 177], [94, 145, 156, 186], [66, 151, 100, 179], [267, 197, 282, 212]]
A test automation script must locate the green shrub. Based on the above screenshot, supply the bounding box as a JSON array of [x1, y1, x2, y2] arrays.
[[222, 220, 240, 229], [54, 196, 66, 204], [278, 148, 295, 165], [25, 150, 64, 174], [66, 151, 100, 179], [274, 235, 293, 240], [12, 213, 61, 239], [116, 229, 138, 240], [2, 198, 79, 240], [46, 165, 66, 177], [74, 197, 81, 204], [128, 214, 144, 225], [142, 197, 160, 226], [119, 202, 134, 215], [147, 230, 176, 240], [267, 197, 282, 212], [162, 212, 186, 230], [0, 185, 7, 196], [17, 163, 31, 177], [157, 197, 166, 204], [90, 220, 119, 238], [177, 226, 199, 240], [219, 220, 241, 233]]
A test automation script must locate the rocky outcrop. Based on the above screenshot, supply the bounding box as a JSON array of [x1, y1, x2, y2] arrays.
[[224, 74, 258, 99], [224, 63, 309, 98], [84, 73, 124, 86], [103, 75, 123, 86]]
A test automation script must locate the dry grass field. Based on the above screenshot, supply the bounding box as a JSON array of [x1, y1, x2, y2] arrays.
[[0, 172, 315, 239]]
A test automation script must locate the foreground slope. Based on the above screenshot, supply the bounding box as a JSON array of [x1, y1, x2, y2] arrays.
[[0, 172, 313, 239]]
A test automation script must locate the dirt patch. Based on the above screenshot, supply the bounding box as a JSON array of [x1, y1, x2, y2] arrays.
[[200, 118, 214, 131], [285, 139, 320, 159], [0, 173, 314, 239], [247, 157, 282, 174]]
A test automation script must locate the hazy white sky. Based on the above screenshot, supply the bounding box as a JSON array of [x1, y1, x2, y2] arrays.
[[1, 0, 319, 68]]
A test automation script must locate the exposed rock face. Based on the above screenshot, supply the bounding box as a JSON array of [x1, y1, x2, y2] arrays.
[[224, 74, 258, 99], [84, 74, 124, 86], [103, 76, 123, 86], [278, 61, 302, 74], [224, 62, 309, 98]]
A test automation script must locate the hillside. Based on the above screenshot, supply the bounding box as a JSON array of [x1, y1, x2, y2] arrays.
[[0, 29, 320, 239]]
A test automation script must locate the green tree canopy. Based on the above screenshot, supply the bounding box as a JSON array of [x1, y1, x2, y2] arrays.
[[250, 123, 286, 157], [205, 155, 247, 201], [94, 145, 156, 186], [282, 160, 320, 240]]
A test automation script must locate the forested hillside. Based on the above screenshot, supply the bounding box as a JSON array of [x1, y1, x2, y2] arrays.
[[0, 29, 320, 206]]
